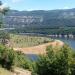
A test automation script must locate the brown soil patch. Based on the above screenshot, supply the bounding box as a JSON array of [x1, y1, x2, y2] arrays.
[[14, 40, 64, 55]]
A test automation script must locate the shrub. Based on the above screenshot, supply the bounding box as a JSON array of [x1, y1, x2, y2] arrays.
[[34, 45, 73, 75], [0, 45, 15, 70], [14, 51, 33, 70], [0, 45, 33, 71]]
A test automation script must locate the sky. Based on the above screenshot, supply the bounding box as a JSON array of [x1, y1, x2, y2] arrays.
[[1, 0, 75, 11]]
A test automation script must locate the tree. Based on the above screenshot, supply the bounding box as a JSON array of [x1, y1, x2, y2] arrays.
[[0, 45, 15, 70], [0, 1, 9, 27], [34, 45, 73, 75], [0, 44, 33, 70], [0, 1, 10, 45]]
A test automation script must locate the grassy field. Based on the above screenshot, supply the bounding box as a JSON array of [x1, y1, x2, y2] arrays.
[[10, 34, 53, 48], [0, 67, 13, 75]]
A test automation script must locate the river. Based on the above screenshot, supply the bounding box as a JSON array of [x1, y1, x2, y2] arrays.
[[52, 37, 75, 50]]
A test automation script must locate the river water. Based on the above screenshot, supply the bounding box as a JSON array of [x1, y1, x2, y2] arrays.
[[52, 37, 75, 50]]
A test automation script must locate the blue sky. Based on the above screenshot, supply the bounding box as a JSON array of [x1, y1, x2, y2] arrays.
[[1, 0, 75, 11]]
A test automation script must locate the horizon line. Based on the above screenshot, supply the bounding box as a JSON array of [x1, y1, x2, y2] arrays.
[[10, 7, 75, 11]]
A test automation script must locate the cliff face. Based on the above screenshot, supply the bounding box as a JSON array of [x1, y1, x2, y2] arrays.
[[4, 16, 43, 28], [3, 8, 75, 28]]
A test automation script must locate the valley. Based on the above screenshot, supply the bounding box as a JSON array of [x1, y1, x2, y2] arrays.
[[0, 1, 75, 75]]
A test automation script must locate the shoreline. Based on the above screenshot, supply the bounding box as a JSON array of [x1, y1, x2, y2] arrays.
[[13, 40, 64, 55]]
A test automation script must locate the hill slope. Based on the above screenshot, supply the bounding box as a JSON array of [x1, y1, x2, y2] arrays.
[[4, 8, 75, 27], [4, 8, 75, 34]]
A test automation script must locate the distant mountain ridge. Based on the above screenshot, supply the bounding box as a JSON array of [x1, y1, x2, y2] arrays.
[[4, 8, 75, 28], [6, 8, 75, 17]]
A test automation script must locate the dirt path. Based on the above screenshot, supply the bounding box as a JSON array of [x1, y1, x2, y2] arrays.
[[14, 40, 64, 55], [13, 68, 31, 75]]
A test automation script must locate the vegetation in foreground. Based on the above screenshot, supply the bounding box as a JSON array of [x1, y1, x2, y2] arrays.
[[0, 43, 75, 75], [0, 44, 33, 73], [32, 45, 75, 75], [10, 34, 53, 47]]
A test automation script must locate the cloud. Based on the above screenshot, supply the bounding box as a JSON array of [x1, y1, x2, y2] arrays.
[[63, 6, 69, 9], [57, 6, 69, 10], [12, 0, 22, 3]]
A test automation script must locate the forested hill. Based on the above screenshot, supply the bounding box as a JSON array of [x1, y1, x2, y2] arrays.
[[4, 8, 75, 34], [6, 8, 75, 18], [4, 8, 75, 27]]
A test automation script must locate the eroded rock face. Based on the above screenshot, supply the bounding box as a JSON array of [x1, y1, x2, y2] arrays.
[[4, 16, 43, 28]]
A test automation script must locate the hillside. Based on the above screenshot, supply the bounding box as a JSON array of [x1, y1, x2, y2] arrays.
[[3, 8, 75, 35], [4, 8, 75, 27]]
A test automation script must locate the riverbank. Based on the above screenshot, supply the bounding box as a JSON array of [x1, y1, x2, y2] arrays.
[[10, 34, 52, 48], [14, 40, 64, 55]]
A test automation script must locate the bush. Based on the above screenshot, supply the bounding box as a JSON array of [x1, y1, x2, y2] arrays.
[[0, 45, 33, 71], [34, 45, 73, 75], [14, 51, 33, 71], [0, 45, 15, 70]]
